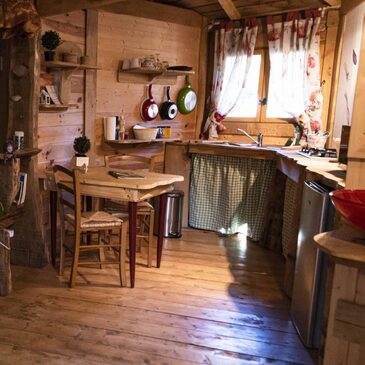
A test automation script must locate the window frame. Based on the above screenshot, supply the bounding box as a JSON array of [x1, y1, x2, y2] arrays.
[[223, 47, 293, 124]]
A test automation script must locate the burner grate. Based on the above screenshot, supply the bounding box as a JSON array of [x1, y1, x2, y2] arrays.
[[299, 148, 337, 158]]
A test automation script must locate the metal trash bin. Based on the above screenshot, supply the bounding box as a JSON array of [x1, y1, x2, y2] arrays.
[[153, 190, 184, 238]]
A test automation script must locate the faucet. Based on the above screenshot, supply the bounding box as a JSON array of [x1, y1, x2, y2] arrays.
[[237, 128, 264, 147]]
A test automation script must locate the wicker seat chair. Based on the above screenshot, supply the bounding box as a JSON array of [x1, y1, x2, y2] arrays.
[[54, 165, 128, 287], [104, 154, 155, 267]]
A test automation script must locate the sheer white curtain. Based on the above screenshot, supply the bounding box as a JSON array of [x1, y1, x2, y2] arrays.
[[267, 11, 323, 132], [202, 20, 258, 139]]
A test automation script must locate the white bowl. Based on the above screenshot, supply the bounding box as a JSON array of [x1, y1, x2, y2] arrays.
[[133, 127, 158, 140]]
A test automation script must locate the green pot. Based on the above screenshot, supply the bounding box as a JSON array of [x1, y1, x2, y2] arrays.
[[177, 75, 197, 114]]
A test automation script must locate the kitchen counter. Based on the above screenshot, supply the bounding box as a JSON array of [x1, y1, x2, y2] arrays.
[[187, 141, 346, 189], [276, 150, 346, 189], [172, 141, 347, 297]]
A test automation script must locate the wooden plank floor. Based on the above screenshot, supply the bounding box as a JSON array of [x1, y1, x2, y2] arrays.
[[0, 228, 315, 365]]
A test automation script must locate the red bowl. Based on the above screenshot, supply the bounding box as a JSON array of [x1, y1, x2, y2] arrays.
[[330, 190, 365, 231]]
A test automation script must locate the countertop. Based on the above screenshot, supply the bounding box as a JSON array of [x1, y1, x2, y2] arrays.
[[314, 225, 365, 269], [184, 141, 346, 189]]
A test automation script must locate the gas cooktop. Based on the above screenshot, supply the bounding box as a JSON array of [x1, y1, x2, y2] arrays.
[[296, 148, 337, 159]]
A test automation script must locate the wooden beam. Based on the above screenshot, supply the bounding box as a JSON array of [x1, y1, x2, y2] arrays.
[[341, 0, 364, 14], [327, 11, 345, 149], [196, 16, 208, 139], [324, 0, 341, 6], [218, 0, 241, 20], [36, 0, 125, 17], [84, 10, 98, 165], [101, 0, 202, 28]]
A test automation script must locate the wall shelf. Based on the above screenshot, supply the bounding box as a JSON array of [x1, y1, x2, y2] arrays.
[[117, 67, 194, 85], [0, 148, 41, 161], [39, 104, 78, 113], [41, 61, 99, 108], [105, 138, 181, 146], [43, 61, 99, 70]]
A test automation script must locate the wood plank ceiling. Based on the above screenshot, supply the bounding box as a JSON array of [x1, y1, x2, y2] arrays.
[[148, 0, 340, 19]]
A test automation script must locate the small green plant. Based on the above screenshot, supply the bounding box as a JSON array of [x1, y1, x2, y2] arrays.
[[73, 136, 91, 156], [41, 30, 61, 51]]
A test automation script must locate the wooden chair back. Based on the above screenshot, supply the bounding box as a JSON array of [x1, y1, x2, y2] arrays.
[[53, 165, 81, 228], [104, 154, 155, 171]]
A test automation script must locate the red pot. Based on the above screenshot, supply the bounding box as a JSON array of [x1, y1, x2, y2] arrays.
[[141, 84, 158, 121]]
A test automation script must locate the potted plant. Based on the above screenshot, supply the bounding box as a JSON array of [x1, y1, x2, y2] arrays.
[[73, 135, 91, 169], [41, 30, 61, 61]]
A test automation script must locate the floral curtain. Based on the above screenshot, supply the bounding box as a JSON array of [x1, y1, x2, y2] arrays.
[[267, 10, 323, 133], [202, 20, 258, 139]]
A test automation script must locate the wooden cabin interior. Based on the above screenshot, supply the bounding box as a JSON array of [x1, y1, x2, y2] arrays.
[[1, 0, 365, 364]]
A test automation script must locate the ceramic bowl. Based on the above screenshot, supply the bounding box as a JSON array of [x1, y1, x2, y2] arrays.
[[133, 127, 158, 140], [330, 189, 365, 231]]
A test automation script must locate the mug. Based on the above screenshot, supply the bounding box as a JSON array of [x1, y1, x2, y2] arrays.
[[14, 131, 24, 150], [162, 126, 171, 138]]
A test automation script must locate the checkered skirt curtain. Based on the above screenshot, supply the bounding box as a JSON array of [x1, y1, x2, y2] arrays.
[[189, 154, 276, 242]]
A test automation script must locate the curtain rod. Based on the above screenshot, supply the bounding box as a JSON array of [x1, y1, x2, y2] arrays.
[[207, 6, 340, 31]]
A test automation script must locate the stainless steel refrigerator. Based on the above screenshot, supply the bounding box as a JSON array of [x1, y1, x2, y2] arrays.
[[291, 181, 334, 348]]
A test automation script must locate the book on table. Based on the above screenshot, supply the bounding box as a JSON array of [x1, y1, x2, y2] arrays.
[[108, 170, 144, 179]]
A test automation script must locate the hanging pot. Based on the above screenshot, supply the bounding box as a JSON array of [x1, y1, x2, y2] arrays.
[[159, 86, 178, 120], [177, 75, 197, 115], [141, 84, 159, 121]]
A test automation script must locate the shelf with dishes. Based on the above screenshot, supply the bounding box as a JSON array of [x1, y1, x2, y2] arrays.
[[104, 138, 181, 146], [117, 67, 195, 85]]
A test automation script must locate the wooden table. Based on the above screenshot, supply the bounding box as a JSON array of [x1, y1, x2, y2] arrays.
[[47, 167, 184, 288]]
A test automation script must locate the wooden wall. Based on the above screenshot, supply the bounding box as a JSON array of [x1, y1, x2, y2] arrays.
[[36, 8, 339, 166], [37, 10, 201, 170], [329, 3, 365, 145], [322, 8, 365, 363], [38, 11, 86, 170], [94, 11, 201, 167]]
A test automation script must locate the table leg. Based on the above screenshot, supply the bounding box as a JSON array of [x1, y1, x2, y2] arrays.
[[86, 196, 93, 245], [157, 193, 167, 268], [128, 201, 137, 288], [50, 190, 57, 267]]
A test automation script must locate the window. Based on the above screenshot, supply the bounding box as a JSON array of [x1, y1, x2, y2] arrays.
[[224, 48, 302, 123], [223, 50, 265, 121], [226, 52, 263, 119]]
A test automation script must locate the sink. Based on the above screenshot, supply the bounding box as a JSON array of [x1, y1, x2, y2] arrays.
[[226, 142, 257, 148], [198, 140, 282, 150]]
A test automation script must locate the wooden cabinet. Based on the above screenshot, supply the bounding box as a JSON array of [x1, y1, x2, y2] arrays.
[[314, 228, 365, 365], [40, 60, 98, 112]]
